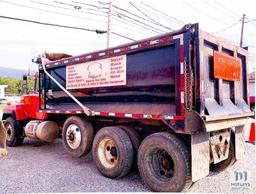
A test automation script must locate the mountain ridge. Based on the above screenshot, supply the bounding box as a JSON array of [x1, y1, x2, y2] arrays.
[[0, 66, 36, 79]]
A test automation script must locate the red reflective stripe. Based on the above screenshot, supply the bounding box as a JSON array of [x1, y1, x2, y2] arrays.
[[80, 56, 86, 61], [115, 113, 125, 117], [151, 115, 164, 119], [180, 104, 184, 116], [120, 47, 128, 52], [173, 115, 185, 120], [100, 112, 109, 116], [132, 114, 144, 119], [106, 50, 114, 55], [180, 74, 185, 91], [159, 36, 173, 42], [41, 110, 173, 120], [139, 41, 150, 47], [250, 96, 255, 103]]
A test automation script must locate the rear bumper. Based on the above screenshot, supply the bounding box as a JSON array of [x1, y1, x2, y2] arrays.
[[203, 112, 255, 132]]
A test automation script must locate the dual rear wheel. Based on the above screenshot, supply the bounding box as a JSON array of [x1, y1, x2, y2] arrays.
[[62, 116, 192, 192], [92, 129, 192, 192]]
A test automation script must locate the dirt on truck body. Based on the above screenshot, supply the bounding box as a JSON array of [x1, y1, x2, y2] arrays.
[[2, 23, 254, 192]]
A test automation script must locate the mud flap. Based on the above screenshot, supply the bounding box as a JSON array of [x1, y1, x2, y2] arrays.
[[191, 132, 210, 182], [234, 125, 245, 160]]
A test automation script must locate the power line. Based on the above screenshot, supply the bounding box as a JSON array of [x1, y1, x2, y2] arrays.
[[44, 0, 167, 34], [129, 2, 174, 31], [129, 2, 154, 22], [112, 11, 163, 33], [140, 1, 186, 25], [0, 0, 106, 24], [31, 0, 161, 35], [212, 0, 241, 18], [112, 13, 161, 34], [72, 1, 108, 10], [110, 3, 166, 33], [204, 1, 239, 21], [31, 0, 107, 17], [133, 3, 181, 28], [112, 32, 136, 41], [181, 1, 229, 25], [113, 10, 165, 33], [0, 14, 135, 41], [213, 18, 242, 34], [31, 0, 152, 36], [111, 15, 155, 35], [0, 15, 106, 33], [246, 18, 256, 27], [53, 0, 108, 15]]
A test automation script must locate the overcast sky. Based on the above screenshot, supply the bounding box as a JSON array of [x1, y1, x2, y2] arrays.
[[0, 0, 255, 72]]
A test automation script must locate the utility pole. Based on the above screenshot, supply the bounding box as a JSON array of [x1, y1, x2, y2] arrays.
[[240, 14, 246, 47], [107, 1, 112, 48]]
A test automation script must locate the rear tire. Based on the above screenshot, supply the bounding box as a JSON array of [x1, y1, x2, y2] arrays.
[[62, 116, 94, 158], [92, 126, 134, 178], [118, 125, 141, 168], [4, 117, 24, 147], [138, 132, 192, 192], [210, 138, 235, 172]]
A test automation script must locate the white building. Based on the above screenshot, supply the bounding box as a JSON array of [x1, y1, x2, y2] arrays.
[[0, 85, 7, 98]]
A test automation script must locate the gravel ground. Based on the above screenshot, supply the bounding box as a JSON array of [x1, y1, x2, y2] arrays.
[[0, 138, 255, 193]]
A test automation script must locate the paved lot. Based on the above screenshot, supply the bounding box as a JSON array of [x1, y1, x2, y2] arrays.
[[0, 138, 255, 193]]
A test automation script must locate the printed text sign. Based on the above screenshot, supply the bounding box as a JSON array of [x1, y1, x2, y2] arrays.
[[66, 55, 126, 89]]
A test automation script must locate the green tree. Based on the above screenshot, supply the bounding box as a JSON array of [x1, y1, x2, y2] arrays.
[[19, 76, 34, 94], [0, 75, 34, 95], [0, 77, 20, 95]]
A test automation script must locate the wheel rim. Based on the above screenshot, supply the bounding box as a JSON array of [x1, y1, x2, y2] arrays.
[[5, 123, 13, 141], [66, 124, 82, 149], [98, 138, 118, 168], [151, 149, 175, 180]]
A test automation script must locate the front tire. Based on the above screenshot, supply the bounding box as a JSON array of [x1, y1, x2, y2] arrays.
[[92, 126, 134, 178], [4, 117, 24, 147], [62, 116, 94, 158], [138, 132, 192, 192]]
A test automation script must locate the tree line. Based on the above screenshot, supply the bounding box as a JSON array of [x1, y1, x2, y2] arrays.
[[0, 76, 34, 96]]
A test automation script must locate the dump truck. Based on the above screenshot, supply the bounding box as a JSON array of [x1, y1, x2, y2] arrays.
[[2, 24, 254, 192]]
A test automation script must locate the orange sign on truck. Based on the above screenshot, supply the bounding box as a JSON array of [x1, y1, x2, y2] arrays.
[[213, 51, 241, 81]]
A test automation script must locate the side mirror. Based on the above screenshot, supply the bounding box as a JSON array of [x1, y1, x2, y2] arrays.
[[23, 75, 27, 81], [22, 74, 28, 94]]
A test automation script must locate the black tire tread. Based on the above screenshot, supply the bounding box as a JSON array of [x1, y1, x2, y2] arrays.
[[62, 116, 94, 158], [5, 117, 24, 147], [118, 125, 141, 152], [92, 126, 134, 179], [138, 132, 192, 192], [158, 132, 192, 192]]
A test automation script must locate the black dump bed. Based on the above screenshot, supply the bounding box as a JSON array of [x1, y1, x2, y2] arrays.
[[38, 24, 253, 126]]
